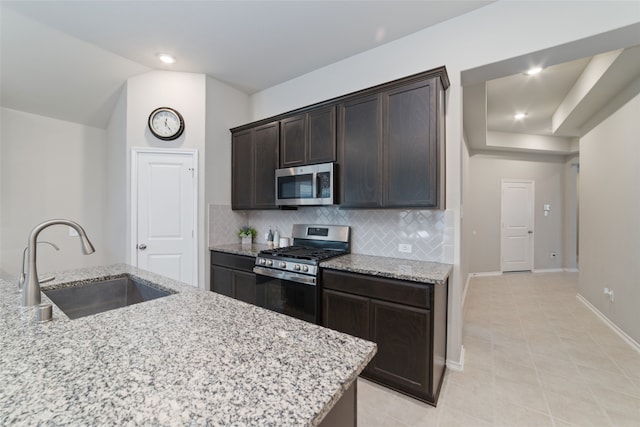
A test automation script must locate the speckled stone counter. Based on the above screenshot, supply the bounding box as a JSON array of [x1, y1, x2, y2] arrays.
[[1, 264, 376, 426], [209, 243, 269, 258], [320, 254, 452, 285]]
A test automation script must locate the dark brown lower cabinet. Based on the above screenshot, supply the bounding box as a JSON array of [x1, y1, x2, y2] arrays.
[[322, 269, 447, 406], [323, 289, 369, 340], [211, 251, 263, 306], [369, 299, 430, 397]]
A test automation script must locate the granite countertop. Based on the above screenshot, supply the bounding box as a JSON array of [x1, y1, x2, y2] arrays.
[[209, 243, 269, 257], [320, 254, 452, 285], [1, 264, 376, 426]]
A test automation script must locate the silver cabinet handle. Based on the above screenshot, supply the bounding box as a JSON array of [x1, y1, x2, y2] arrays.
[[137, 244, 147, 250]]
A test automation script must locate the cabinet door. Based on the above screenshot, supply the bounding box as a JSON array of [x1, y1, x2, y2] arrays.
[[233, 270, 258, 305], [308, 106, 336, 164], [211, 265, 233, 297], [383, 79, 439, 207], [231, 129, 254, 210], [322, 289, 370, 340], [338, 95, 382, 207], [368, 299, 432, 400], [253, 122, 279, 209], [280, 115, 307, 167]]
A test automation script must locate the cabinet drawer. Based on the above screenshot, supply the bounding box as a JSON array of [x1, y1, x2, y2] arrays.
[[211, 251, 255, 273], [322, 269, 431, 309]]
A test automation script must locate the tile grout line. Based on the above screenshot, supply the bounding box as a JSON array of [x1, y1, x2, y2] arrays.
[[511, 275, 558, 427]]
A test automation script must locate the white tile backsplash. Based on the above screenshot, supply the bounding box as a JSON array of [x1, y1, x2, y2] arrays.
[[209, 204, 447, 262]]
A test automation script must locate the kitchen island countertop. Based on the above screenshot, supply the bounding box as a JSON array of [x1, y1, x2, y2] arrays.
[[0, 264, 375, 426]]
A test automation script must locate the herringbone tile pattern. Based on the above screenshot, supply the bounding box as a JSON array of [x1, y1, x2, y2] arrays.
[[208, 204, 447, 262]]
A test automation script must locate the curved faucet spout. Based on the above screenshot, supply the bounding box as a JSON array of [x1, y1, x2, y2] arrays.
[[21, 219, 95, 306]]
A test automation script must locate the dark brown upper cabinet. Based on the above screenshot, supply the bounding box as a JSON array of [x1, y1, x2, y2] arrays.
[[231, 121, 279, 210], [230, 67, 448, 210], [383, 78, 443, 208], [338, 73, 447, 209], [280, 106, 336, 168], [337, 95, 383, 208]]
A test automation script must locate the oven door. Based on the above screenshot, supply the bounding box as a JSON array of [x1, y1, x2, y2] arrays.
[[253, 266, 319, 324]]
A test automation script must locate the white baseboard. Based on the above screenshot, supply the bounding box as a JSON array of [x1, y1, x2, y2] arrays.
[[470, 271, 502, 277], [532, 268, 564, 273], [446, 345, 465, 371], [576, 293, 640, 353]]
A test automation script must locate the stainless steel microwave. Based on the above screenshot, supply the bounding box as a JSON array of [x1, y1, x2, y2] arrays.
[[275, 162, 336, 206]]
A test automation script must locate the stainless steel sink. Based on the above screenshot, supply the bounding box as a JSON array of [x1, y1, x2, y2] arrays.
[[43, 275, 174, 319]]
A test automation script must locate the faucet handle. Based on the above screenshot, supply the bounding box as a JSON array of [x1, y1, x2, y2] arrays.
[[18, 241, 60, 291]]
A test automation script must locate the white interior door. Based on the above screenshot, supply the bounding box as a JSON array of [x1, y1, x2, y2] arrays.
[[501, 180, 534, 272], [134, 150, 197, 286]]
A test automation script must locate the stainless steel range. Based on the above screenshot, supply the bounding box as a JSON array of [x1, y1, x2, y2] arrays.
[[253, 224, 350, 323]]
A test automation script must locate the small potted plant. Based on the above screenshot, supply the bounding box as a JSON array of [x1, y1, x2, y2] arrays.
[[238, 226, 257, 246]]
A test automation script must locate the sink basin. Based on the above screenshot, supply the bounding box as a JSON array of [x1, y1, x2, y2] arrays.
[[43, 274, 174, 319]]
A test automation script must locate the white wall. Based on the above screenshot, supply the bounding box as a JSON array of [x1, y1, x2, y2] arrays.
[[564, 154, 580, 271], [467, 153, 567, 273], [246, 1, 639, 366], [125, 71, 207, 288], [204, 76, 251, 206], [0, 110, 3, 275], [460, 139, 471, 302], [579, 91, 640, 343], [105, 86, 128, 264], [204, 76, 251, 289], [0, 108, 109, 279]]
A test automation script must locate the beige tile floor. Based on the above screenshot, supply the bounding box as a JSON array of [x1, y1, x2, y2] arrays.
[[357, 271, 640, 426]]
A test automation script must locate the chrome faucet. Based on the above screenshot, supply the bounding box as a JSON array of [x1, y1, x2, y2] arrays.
[[21, 219, 95, 306], [18, 241, 60, 291]]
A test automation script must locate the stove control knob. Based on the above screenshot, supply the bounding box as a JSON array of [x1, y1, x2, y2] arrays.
[[266, 259, 273, 267], [279, 261, 286, 268], [259, 258, 266, 265], [294, 264, 301, 271], [302, 265, 309, 272]]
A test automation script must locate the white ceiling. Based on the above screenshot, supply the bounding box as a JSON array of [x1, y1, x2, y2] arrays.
[[463, 22, 640, 156], [3, 1, 639, 156], [486, 57, 591, 136], [0, 0, 493, 128]]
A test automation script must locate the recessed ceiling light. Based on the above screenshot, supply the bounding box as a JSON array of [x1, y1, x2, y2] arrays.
[[514, 112, 527, 120], [525, 67, 543, 75], [157, 53, 176, 64]]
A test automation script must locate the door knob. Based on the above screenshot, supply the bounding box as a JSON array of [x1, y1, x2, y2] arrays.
[[137, 244, 147, 250], [528, 230, 533, 234]]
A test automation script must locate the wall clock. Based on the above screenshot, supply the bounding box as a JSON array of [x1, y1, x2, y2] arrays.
[[148, 107, 185, 140]]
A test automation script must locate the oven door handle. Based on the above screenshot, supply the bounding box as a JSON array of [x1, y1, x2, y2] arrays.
[[253, 266, 317, 286]]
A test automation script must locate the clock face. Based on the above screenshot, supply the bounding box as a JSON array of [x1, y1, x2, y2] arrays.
[[148, 107, 184, 140]]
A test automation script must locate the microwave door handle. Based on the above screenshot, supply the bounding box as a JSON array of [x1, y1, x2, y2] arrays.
[[313, 172, 320, 198]]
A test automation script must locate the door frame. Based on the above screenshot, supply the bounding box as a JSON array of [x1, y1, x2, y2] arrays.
[[500, 179, 535, 272], [130, 147, 199, 285]]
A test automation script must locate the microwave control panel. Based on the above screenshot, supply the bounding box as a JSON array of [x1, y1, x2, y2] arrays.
[[317, 172, 331, 198]]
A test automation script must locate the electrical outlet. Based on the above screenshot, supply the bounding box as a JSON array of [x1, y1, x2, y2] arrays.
[[398, 243, 412, 253]]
